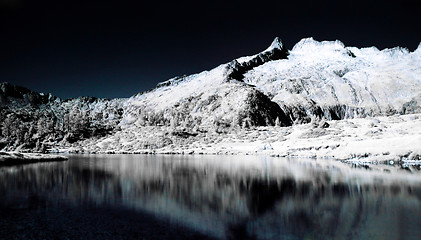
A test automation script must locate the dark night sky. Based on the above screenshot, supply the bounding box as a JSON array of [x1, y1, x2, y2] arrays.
[[1, 0, 420, 99]]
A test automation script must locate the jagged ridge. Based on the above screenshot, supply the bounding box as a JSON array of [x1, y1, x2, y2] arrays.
[[225, 37, 289, 82]]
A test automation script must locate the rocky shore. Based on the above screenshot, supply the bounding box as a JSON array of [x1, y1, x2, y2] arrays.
[[0, 152, 67, 166]]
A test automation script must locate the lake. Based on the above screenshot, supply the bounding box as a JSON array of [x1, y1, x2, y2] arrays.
[[0, 154, 420, 240]]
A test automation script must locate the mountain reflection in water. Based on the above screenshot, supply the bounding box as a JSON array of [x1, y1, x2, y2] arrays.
[[0, 154, 421, 240]]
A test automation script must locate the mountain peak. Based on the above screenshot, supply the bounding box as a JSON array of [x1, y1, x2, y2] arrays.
[[265, 37, 283, 52], [292, 38, 346, 51]]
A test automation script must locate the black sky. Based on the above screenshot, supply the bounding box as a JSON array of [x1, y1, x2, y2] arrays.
[[1, 0, 420, 99]]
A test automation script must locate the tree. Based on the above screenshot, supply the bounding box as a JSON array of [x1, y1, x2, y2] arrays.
[[275, 117, 280, 127]]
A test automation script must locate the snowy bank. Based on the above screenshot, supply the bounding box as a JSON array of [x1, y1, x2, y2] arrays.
[[0, 152, 68, 166], [64, 114, 421, 165]]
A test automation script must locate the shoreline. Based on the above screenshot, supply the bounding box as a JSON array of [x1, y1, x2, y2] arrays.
[[48, 114, 421, 165], [2, 113, 420, 168], [0, 152, 68, 167]]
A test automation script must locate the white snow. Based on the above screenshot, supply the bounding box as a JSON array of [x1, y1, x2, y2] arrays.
[[67, 113, 421, 165], [243, 38, 421, 116]]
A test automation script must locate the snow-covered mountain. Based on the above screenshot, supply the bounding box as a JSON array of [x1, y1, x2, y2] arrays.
[[1, 37, 420, 153], [245, 38, 421, 122], [121, 37, 421, 130], [120, 37, 291, 131]]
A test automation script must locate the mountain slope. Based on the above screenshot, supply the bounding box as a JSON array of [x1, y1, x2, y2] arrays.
[[120, 37, 291, 130], [244, 38, 421, 122]]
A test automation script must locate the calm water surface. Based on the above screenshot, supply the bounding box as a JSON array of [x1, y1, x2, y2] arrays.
[[0, 154, 421, 240]]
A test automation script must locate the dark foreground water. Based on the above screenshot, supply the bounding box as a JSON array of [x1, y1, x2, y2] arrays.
[[0, 154, 421, 240]]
